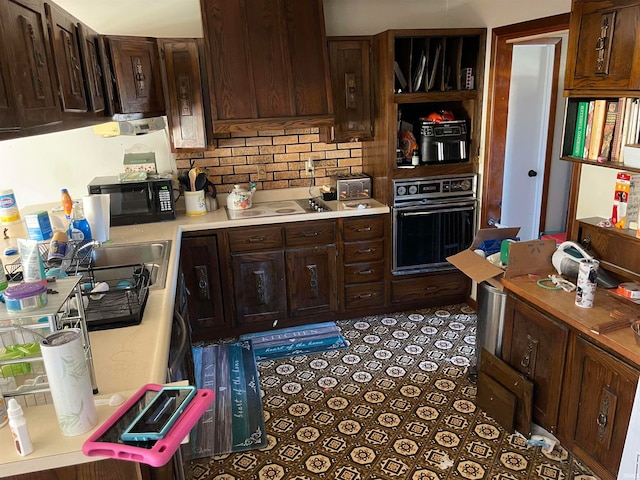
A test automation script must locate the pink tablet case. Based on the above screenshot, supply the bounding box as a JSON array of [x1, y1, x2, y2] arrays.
[[82, 383, 214, 467]]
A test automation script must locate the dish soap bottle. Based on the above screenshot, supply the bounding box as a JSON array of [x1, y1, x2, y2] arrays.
[[7, 398, 33, 456], [69, 204, 92, 241]]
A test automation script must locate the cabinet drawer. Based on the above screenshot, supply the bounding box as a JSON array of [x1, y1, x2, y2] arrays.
[[343, 215, 384, 241], [285, 220, 336, 247], [391, 272, 470, 305], [344, 261, 384, 284], [228, 226, 283, 253], [345, 283, 385, 310], [344, 239, 384, 263]]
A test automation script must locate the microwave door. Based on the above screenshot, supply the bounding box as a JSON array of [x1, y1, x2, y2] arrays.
[[100, 184, 152, 217]]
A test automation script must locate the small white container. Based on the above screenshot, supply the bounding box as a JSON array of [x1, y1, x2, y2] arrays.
[[0, 189, 20, 224], [623, 144, 640, 168], [185, 190, 207, 216], [7, 398, 33, 455]]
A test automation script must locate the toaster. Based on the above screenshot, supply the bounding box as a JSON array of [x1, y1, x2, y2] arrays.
[[331, 174, 372, 201]]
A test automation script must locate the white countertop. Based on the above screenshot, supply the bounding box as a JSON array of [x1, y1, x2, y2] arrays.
[[0, 190, 389, 477]]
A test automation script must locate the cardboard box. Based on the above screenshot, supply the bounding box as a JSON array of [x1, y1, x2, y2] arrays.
[[447, 227, 556, 290], [612, 172, 640, 229], [23, 211, 53, 241]]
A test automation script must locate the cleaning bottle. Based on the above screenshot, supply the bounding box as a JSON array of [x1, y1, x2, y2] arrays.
[[69, 203, 92, 241], [7, 398, 33, 456], [60, 189, 73, 222]]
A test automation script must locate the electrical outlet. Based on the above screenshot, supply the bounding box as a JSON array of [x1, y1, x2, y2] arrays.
[[257, 165, 267, 180], [305, 158, 314, 174]]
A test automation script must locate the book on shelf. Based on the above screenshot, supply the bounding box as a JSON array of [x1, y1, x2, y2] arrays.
[[618, 98, 635, 163], [598, 100, 618, 162], [572, 101, 589, 158], [583, 100, 595, 159], [588, 99, 607, 161], [610, 97, 627, 163]]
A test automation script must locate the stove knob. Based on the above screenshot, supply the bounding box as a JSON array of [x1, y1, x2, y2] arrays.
[[460, 179, 472, 191], [397, 186, 407, 196], [409, 185, 418, 195]]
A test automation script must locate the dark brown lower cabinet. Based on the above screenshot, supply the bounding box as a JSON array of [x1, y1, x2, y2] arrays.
[[391, 271, 470, 308], [286, 245, 337, 318], [231, 251, 287, 325], [562, 336, 639, 480], [180, 235, 226, 340], [502, 294, 569, 433]]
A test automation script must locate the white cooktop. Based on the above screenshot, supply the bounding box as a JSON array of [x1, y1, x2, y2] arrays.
[[226, 200, 308, 220]]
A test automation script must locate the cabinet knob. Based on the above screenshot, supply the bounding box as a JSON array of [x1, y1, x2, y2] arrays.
[[528, 170, 537, 177]]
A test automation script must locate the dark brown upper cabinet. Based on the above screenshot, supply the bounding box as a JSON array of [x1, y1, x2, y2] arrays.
[[0, 15, 20, 131], [565, 0, 640, 93], [77, 23, 106, 113], [0, 0, 61, 130], [101, 35, 165, 119], [44, 1, 88, 112], [158, 38, 207, 150], [323, 36, 374, 142], [199, 0, 334, 133]]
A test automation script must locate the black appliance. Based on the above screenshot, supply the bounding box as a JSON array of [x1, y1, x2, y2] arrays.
[[88, 175, 176, 226], [417, 120, 468, 164], [392, 174, 477, 273]]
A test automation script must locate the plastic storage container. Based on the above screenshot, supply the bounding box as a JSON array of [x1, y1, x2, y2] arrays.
[[3, 282, 48, 313], [0, 189, 20, 224]]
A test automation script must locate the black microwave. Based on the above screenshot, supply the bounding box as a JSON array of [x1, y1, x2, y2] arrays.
[[87, 176, 176, 226]]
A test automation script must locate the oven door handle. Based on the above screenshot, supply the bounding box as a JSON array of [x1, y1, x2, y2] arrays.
[[398, 204, 475, 216]]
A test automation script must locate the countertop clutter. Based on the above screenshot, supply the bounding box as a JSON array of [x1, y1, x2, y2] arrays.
[[0, 190, 388, 478]]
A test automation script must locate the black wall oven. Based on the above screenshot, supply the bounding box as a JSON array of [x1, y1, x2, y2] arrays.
[[392, 174, 477, 274]]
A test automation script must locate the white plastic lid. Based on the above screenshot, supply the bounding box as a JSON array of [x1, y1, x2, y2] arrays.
[[0, 189, 14, 195], [7, 398, 23, 419]]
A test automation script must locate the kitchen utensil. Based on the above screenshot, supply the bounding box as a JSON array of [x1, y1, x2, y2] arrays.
[[177, 171, 190, 191], [205, 180, 217, 199], [226, 183, 256, 210], [195, 172, 208, 191], [188, 168, 198, 192], [94, 392, 126, 407]]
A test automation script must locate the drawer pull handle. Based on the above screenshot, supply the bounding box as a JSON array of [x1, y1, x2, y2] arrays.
[[596, 412, 607, 429], [306, 264, 319, 297], [356, 248, 375, 255], [357, 293, 374, 299], [194, 265, 209, 301], [248, 236, 267, 243], [355, 227, 372, 232], [356, 269, 373, 275], [302, 232, 319, 237], [253, 270, 266, 304]]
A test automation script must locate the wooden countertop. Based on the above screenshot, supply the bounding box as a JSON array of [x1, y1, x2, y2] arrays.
[[501, 275, 640, 368], [0, 190, 389, 477]]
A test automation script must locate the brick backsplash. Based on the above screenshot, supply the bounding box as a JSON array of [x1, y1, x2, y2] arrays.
[[175, 128, 363, 191]]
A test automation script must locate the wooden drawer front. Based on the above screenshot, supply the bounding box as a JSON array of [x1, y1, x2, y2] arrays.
[[345, 283, 385, 310], [343, 215, 384, 241], [344, 239, 384, 263], [391, 272, 469, 305], [285, 220, 336, 247], [344, 261, 384, 284], [228, 226, 283, 253]]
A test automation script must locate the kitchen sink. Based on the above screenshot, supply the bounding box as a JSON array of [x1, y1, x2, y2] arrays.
[[91, 240, 172, 290]]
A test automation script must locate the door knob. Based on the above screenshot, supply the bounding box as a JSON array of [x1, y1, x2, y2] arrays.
[[528, 170, 538, 177]]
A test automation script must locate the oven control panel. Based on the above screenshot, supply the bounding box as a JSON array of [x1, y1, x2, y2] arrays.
[[393, 174, 476, 205]]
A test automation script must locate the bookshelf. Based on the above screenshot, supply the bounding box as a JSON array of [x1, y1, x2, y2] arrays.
[[562, 96, 640, 174]]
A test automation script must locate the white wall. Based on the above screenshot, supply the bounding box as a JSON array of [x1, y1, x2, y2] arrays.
[[1, 0, 575, 211], [0, 125, 176, 209]]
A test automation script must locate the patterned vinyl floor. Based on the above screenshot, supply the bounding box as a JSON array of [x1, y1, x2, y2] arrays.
[[184, 305, 599, 480]]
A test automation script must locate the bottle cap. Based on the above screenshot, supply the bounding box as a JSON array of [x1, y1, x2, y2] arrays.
[[7, 398, 23, 419]]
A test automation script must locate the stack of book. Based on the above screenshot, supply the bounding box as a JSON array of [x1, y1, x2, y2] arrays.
[[571, 98, 640, 163]]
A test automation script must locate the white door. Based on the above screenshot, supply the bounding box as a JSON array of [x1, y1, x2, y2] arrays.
[[500, 44, 555, 241]]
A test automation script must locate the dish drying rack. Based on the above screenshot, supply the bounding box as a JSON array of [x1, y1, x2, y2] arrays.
[[0, 276, 97, 408], [0, 239, 139, 408]]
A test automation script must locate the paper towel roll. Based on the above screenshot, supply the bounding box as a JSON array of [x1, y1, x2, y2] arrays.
[[83, 194, 110, 242], [40, 329, 97, 436]]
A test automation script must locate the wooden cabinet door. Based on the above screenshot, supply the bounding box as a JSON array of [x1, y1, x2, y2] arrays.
[[502, 295, 569, 433], [44, 2, 87, 112], [158, 38, 207, 150], [286, 245, 337, 318], [0, 13, 20, 131], [566, 0, 640, 91], [326, 37, 373, 142], [77, 23, 106, 113], [106, 36, 165, 115], [2, 0, 60, 128], [566, 336, 639, 479], [180, 236, 227, 340], [231, 251, 287, 325], [200, 0, 333, 131]]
